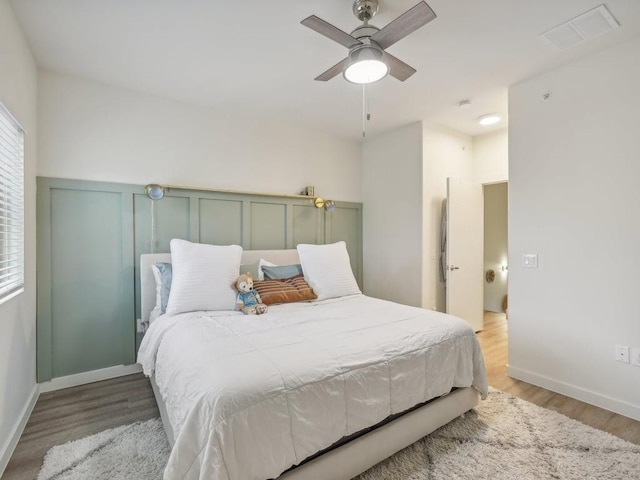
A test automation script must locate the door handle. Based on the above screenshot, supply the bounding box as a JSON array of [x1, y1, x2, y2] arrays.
[[448, 265, 460, 271]]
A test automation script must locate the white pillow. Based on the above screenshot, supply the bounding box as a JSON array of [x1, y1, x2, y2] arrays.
[[297, 241, 361, 301], [165, 239, 243, 315], [257, 259, 276, 280]]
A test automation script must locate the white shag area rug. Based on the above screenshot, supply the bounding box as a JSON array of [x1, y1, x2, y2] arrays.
[[37, 389, 640, 480]]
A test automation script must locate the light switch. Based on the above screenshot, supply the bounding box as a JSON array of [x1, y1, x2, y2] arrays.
[[522, 254, 538, 268]]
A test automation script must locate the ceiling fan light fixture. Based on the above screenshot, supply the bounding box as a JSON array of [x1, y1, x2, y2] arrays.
[[344, 45, 388, 84], [302, 1, 437, 83], [344, 59, 388, 84]]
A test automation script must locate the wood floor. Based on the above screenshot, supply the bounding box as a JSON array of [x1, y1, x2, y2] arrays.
[[2, 373, 159, 480], [3, 311, 639, 479]]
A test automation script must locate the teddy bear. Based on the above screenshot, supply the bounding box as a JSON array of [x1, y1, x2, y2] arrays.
[[233, 272, 268, 315]]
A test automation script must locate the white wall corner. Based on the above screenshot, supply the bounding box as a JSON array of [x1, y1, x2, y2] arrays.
[[0, 383, 39, 477], [362, 122, 424, 307], [0, 2, 39, 477]]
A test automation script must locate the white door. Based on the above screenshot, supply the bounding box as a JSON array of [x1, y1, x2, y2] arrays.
[[446, 177, 484, 331]]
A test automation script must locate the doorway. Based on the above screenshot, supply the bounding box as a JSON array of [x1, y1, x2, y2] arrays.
[[483, 182, 509, 352], [483, 182, 508, 329]]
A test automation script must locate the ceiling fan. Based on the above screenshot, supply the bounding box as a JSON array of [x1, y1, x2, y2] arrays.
[[301, 0, 437, 85]]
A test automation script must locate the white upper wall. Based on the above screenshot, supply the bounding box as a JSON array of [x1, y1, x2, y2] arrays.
[[473, 129, 508, 185], [509, 36, 640, 420], [37, 71, 362, 202], [0, 0, 38, 470], [362, 122, 424, 306]]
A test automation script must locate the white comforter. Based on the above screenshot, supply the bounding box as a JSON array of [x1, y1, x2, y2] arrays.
[[138, 294, 488, 480]]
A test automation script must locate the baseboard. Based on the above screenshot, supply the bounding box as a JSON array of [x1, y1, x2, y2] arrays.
[[507, 365, 640, 421], [0, 383, 39, 477], [39, 364, 142, 393]]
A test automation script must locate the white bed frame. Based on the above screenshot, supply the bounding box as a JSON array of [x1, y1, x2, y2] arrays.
[[140, 250, 479, 480]]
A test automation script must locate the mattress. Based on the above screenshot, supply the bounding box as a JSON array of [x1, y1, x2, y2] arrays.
[[138, 294, 488, 480]]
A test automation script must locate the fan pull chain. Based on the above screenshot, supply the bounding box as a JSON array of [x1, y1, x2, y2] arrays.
[[362, 85, 366, 138], [150, 199, 157, 253], [362, 84, 371, 138]]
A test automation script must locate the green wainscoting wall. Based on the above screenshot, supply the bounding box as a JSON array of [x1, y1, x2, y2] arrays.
[[37, 177, 363, 382]]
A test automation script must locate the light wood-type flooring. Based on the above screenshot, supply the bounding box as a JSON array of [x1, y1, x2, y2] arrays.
[[3, 312, 639, 479], [2, 373, 159, 479]]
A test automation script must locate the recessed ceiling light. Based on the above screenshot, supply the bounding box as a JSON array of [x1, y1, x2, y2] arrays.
[[478, 113, 501, 126]]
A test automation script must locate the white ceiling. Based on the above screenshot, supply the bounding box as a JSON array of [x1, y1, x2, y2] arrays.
[[10, 0, 640, 141]]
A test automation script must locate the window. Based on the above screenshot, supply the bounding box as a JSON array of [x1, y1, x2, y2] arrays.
[[0, 101, 24, 300]]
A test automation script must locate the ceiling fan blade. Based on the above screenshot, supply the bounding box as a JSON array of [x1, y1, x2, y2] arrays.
[[301, 15, 362, 49], [314, 57, 350, 81], [382, 52, 417, 81], [371, 1, 436, 50]]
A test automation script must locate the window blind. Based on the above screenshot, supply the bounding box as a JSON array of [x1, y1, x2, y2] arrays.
[[0, 102, 24, 300]]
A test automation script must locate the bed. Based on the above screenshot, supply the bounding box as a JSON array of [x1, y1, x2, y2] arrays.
[[138, 242, 488, 480]]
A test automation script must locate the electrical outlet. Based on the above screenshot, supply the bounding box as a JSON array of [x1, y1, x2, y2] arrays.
[[136, 318, 145, 334], [522, 254, 538, 268], [631, 348, 640, 367], [615, 345, 630, 363]]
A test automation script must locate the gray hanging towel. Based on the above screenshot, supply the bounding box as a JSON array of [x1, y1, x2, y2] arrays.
[[439, 199, 447, 283]]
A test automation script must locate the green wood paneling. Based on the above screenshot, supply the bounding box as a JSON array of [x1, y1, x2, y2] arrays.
[[36, 179, 53, 381], [292, 205, 322, 246], [37, 177, 362, 382], [133, 194, 191, 349], [326, 206, 363, 288], [250, 202, 286, 250], [199, 199, 243, 245], [134, 194, 191, 254], [49, 188, 132, 378]]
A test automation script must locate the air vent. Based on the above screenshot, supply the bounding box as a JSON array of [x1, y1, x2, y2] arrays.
[[540, 4, 619, 50]]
